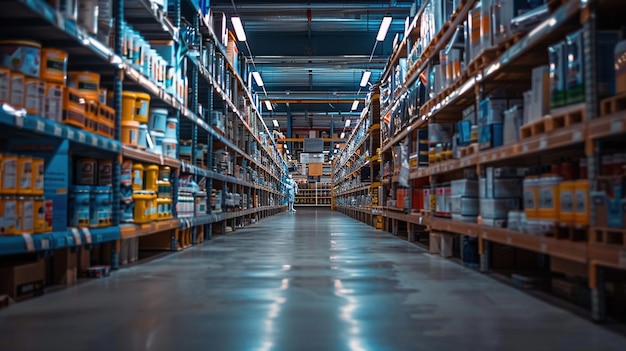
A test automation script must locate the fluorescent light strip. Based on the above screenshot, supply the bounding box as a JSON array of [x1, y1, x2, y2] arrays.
[[350, 100, 359, 111], [359, 71, 371, 88], [265, 100, 273, 111], [231, 16, 247, 41], [272, 119, 279, 127], [340, 132, 345, 139], [252, 71, 264, 87], [376, 16, 393, 41], [345, 119, 351, 127]]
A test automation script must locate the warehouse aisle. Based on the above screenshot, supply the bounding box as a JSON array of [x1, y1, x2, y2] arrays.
[[0, 209, 625, 351]]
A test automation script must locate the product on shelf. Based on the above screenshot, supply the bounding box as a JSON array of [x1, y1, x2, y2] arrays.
[[0, 40, 41, 78], [40, 48, 68, 84]]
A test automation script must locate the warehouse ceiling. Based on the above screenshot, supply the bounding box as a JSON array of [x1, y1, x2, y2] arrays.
[[210, 0, 414, 130]]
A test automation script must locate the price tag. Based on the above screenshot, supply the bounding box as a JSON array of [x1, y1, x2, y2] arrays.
[[540, 243, 548, 253], [92, 137, 99, 147], [572, 130, 582, 142], [66, 129, 75, 140], [611, 120, 623, 134], [82, 228, 92, 244], [14, 114, 24, 128], [539, 138, 547, 150], [70, 228, 82, 246], [53, 125, 63, 137], [522, 144, 529, 153], [36, 120, 45, 132], [23, 234, 35, 252], [41, 239, 50, 250], [77, 132, 86, 143]]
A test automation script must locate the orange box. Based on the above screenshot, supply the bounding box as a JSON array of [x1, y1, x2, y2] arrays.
[[62, 86, 86, 128]]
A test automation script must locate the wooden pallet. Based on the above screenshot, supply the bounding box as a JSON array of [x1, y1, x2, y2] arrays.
[[460, 143, 478, 158], [600, 91, 626, 117], [520, 104, 585, 139], [592, 227, 626, 247], [552, 225, 588, 241], [467, 47, 500, 76]]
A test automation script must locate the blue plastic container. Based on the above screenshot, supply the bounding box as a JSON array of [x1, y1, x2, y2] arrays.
[[90, 186, 112, 227], [69, 185, 91, 227]]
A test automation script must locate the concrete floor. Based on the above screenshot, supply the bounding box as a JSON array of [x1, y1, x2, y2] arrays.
[[1, 208, 625, 351]]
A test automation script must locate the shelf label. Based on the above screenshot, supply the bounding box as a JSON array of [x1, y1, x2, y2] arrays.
[[23, 234, 35, 252], [572, 131, 582, 142], [53, 125, 63, 137], [82, 228, 92, 244], [611, 120, 623, 134], [77, 131, 86, 143], [70, 228, 82, 246], [66, 128, 74, 140], [539, 138, 547, 150], [41, 239, 49, 250], [14, 114, 24, 128], [36, 120, 45, 132], [91, 137, 99, 147], [55, 11, 65, 31], [522, 144, 529, 153]]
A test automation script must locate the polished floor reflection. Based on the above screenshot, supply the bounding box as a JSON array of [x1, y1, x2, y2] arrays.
[[0, 208, 625, 351]]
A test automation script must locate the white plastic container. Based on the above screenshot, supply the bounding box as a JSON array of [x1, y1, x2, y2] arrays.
[[150, 108, 168, 132]]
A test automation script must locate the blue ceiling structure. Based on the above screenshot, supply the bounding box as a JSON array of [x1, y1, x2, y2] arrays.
[[210, 0, 414, 129]]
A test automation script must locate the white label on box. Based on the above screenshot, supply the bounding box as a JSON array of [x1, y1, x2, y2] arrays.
[[23, 234, 35, 252], [92, 137, 99, 147], [14, 114, 24, 128], [36, 120, 45, 132], [53, 125, 62, 137]]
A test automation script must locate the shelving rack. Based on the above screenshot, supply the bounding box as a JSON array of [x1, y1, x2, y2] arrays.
[[0, 0, 287, 298], [294, 182, 332, 207], [333, 0, 626, 322]]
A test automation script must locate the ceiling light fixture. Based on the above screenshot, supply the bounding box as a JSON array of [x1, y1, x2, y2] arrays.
[[340, 132, 345, 139], [350, 100, 359, 111], [359, 70, 371, 88], [252, 71, 264, 87], [264, 100, 272, 111], [376, 16, 393, 42], [231, 16, 247, 42], [345, 119, 351, 127], [272, 119, 279, 127]]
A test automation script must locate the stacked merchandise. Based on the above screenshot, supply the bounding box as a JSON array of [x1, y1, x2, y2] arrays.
[[450, 170, 479, 223], [70, 158, 113, 229], [479, 167, 526, 228], [120, 161, 172, 223]]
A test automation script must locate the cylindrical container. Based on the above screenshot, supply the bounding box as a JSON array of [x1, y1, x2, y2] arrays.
[[0, 196, 17, 234], [159, 166, 170, 181], [0, 40, 41, 77], [133, 191, 155, 224], [121, 120, 140, 146], [134, 92, 151, 123], [164, 117, 177, 139], [150, 130, 164, 155], [132, 163, 144, 190], [67, 71, 100, 100], [34, 196, 46, 233], [162, 138, 177, 158], [75, 158, 97, 185], [10, 72, 24, 109], [31, 158, 44, 196], [24, 78, 44, 115], [90, 186, 111, 228], [615, 40, 626, 94], [120, 159, 133, 186], [538, 175, 562, 222], [69, 185, 91, 227], [17, 156, 33, 195], [559, 181, 576, 226], [523, 176, 539, 220], [144, 165, 159, 192], [15, 196, 34, 234], [138, 124, 148, 150], [98, 159, 113, 186], [157, 197, 168, 219], [149, 108, 168, 132], [121, 91, 137, 121], [574, 179, 590, 227], [1, 154, 17, 194], [40, 48, 68, 84], [157, 180, 171, 199]]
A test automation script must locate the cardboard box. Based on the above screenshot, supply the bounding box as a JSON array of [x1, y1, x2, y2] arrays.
[[451, 195, 479, 216], [53, 247, 77, 285], [549, 42, 567, 108], [486, 177, 523, 199], [0, 259, 45, 301], [503, 105, 522, 145], [451, 179, 479, 197], [478, 98, 508, 126], [430, 232, 442, 254], [480, 198, 521, 218], [478, 123, 503, 150], [531, 65, 550, 121], [441, 233, 454, 258]]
